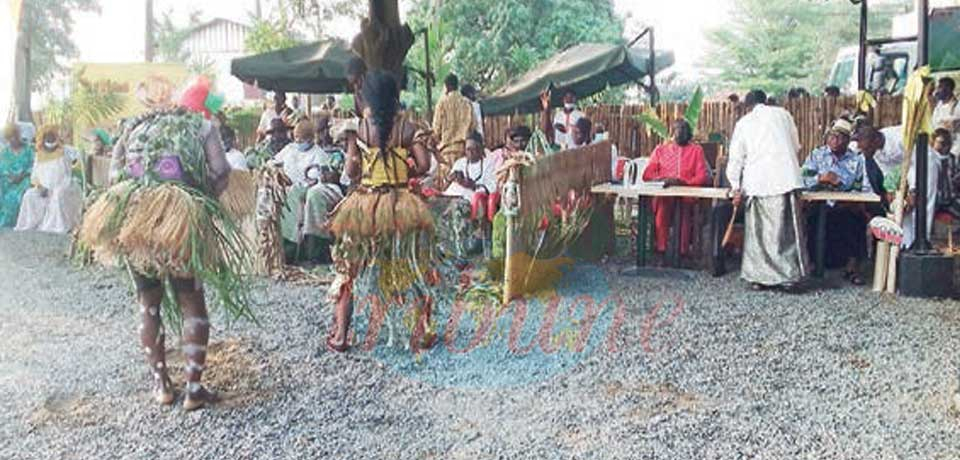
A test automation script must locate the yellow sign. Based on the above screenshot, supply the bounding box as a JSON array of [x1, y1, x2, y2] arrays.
[[74, 62, 191, 121]]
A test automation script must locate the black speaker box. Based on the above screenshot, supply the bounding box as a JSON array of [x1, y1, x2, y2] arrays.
[[898, 253, 956, 299]]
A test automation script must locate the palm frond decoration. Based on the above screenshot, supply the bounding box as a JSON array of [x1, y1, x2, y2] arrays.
[[683, 86, 704, 130], [636, 107, 669, 140]]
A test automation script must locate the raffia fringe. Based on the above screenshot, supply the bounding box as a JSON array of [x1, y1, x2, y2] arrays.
[[218, 170, 257, 220], [79, 183, 224, 277], [329, 188, 434, 239]]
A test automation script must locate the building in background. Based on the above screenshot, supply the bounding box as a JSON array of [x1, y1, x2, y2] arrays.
[[181, 18, 261, 104]]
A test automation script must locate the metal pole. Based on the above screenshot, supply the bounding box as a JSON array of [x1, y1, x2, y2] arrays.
[[423, 28, 434, 121], [857, 0, 868, 91], [912, 134, 933, 252], [918, 0, 929, 65], [911, 0, 933, 252]]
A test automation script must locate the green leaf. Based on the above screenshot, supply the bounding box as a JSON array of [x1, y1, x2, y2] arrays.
[[634, 108, 669, 140], [683, 86, 704, 132]]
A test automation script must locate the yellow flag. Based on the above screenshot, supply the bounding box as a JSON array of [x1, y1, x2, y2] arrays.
[[901, 66, 933, 156], [856, 90, 876, 113]]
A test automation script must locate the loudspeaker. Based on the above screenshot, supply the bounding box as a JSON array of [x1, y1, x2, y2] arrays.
[[898, 252, 956, 299]]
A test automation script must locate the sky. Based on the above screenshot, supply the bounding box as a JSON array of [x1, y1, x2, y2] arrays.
[[68, 0, 733, 76]]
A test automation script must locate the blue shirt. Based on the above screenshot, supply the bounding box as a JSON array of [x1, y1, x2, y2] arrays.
[[801, 146, 870, 192]]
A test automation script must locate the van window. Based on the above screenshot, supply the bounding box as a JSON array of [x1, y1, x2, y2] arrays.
[[831, 59, 855, 90]]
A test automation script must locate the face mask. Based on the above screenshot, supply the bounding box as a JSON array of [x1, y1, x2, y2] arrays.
[[594, 132, 608, 142], [564, 103, 576, 111], [296, 142, 313, 152], [44, 141, 58, 150]]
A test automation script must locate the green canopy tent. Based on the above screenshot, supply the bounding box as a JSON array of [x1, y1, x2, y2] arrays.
[[480, 43, 674, 116], [230, 39, 359, 94]]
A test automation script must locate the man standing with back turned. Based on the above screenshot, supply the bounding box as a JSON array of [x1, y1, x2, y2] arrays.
[[726, 90, 808, 291], [433, 73, 477, 187]]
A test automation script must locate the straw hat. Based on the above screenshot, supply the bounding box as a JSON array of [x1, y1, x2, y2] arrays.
[[828, 118, 854, 137]]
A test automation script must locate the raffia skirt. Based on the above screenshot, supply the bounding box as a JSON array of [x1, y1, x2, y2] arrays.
[[327, 186, 436, 298], [77, 171, 256, 279]]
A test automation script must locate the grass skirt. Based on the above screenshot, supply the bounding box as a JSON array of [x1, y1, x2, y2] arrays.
[[78, 179, 255, 328], [328, 187, 436, 299]]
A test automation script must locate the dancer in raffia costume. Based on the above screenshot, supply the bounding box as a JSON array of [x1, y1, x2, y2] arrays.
[[326, 71, 439, 352], [78, 77, 253, 411]]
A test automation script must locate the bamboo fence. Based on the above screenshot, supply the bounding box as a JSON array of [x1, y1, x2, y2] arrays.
[[481, 95, 904, 163]]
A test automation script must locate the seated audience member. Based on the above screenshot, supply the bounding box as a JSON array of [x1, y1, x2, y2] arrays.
[[802, 118, 872, 285], [444, 131, 497, 255], [938, 128, 960, 219], [490, 126, 532, 171], [641, 119, 711, 263], [15, 125, 83, 234], [852, 126, 888, 214], [273, 120, 341, 262], [220, 126, 248, 170], [447, 132, 496, 211], [0, 123, 33, 227], [885, 128, 950, 248]]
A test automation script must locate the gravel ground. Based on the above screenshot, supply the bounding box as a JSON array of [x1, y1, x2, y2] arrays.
[[1, 229, 960, 459]]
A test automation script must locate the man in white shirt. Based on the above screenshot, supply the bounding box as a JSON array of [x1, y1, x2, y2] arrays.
[[552, 90, 585, 150], [726, 89, 808, 289], [273, 120, 342, 256], [443, 132, 496, 255], [933, 77, 960, 156]]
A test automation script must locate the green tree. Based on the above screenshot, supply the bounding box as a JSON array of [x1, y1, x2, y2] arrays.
[[286, 0, 365, 39], [404, 0, 625, 113], [155, 9, 202, 63], [22, 0, 100, 93], [706, 0, 907, 95], [13, 0, 100, 122], [244, 14, 302, 54]]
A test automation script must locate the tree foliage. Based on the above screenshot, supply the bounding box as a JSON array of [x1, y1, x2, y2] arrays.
[[244, 13, 303, 54], [22, 0, 100, 92], [706, 0, 907, 95], [403, 0, 625, 113], [155, 9, 202, 63], [286, 0, 365, 39]]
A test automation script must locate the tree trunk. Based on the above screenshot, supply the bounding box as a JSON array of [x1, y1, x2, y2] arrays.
[[353, 0, 414, 78], [12, 14, 31, 124], [145, 0, 155, 62]]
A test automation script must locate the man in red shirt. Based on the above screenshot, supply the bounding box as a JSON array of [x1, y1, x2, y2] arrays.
[[642, 120, 711, 263]]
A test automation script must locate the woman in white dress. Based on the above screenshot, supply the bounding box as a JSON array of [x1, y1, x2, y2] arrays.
[[15, 125, 83, 234]]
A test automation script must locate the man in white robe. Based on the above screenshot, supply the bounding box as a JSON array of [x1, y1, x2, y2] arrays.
[[726, 90, 808, 289]]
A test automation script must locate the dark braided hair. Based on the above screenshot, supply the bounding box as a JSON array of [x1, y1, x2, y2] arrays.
[[361, 71, 403, 182]]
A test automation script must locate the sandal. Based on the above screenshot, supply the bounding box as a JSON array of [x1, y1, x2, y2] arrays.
[[183, 385, 219, 412]]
